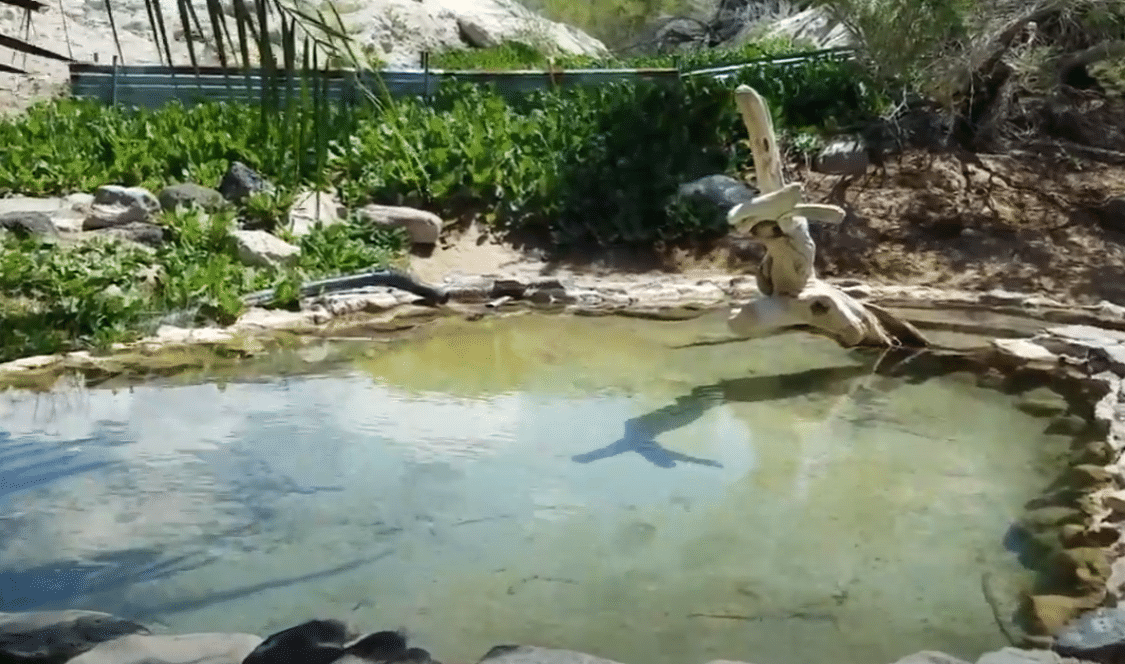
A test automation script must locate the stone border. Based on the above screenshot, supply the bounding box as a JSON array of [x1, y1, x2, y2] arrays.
[[3, 273, 1125, 655]]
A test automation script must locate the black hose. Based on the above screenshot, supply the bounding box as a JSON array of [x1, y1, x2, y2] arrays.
[[241, 267, 450, 307]]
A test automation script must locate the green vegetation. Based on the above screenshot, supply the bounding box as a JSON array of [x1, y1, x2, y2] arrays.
[[428, 36, 805, 72], [0, 207, 407, 362], [0, 47, 874, 362]]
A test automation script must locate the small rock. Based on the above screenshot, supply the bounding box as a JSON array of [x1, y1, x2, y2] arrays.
[[288, 189, 345, 237], [68, 632, 263, 664], [992, 338, 1058, 364], [93, 221, 169, 247], [356, 204, 443, 244], [675, 174, 759, 210], [93, 185, 161, 214], [891, 653, 971, 664], [0, 610, 149, 663], [0, 210, 59, 239], [478, 645, 626, 664], [158, 182, 228, 212], [219, 161, 274, 203], [232, 230, 301, 268], [814, 138, 870, 175]]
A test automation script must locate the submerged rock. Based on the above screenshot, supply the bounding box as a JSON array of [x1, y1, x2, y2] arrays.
[[67, 632, 262, 664], [0, 609, 149, 663], [890, 652, 971, 664], [479, 645, 626, 664], [1054, 606, 1125, 658]]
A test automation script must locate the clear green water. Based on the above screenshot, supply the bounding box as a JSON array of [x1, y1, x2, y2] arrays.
[[0, 312, 1074, 664]]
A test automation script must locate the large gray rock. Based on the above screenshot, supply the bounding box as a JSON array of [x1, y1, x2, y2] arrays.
[[356, 204, 444, 245], [232, 229, 301, 268], [0, 610, 148, 663], [219, 161, 274, 203], [158, 183, 228, 212], [67, 632, 262, 664], [479, 645, 625, 664], [84, 185, 161, 230], [0, 210, 59, 239]]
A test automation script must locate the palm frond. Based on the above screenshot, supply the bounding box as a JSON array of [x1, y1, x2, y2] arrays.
[[0, 32, 73, 62]]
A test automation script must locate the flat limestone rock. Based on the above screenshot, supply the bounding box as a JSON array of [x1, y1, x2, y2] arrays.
[[479, 645, 626, 664], [0, 610, 148, 662], [67, 632, 263, 664], [889, 652, 972, 664]]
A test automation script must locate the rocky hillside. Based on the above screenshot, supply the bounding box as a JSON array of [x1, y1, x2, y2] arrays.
[[0, 0, 608, 114]]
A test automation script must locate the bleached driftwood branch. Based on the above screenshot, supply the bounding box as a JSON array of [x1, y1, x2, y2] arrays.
[[726, 85, 929, 348]]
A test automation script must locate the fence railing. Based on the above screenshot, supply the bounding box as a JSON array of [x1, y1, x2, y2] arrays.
[[67, 47, 857, 109]]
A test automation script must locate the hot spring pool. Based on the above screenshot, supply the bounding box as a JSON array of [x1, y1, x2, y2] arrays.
[[0, 311, 1077, 664]]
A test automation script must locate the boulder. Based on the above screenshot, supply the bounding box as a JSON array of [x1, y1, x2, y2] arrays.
[[478, 645, 626, 664], [232, 230, 301, 268], [318, 0, 607, 68], [158, 183, 228, 212], [0, 609, 148, 663], [356, 204, 444, 244], [219, 161, 274, 203], [0, 195, 88, 234], [288, 189, 345, 237], [758, 7, 855, 49], [0, 210, 59, 239], [67, 632, 263, 664]]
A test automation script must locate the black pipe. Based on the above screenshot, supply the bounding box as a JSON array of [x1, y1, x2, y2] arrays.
[[241, 267, 450, 307]]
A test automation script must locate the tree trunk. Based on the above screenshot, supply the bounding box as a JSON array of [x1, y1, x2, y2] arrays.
[[726, 85, 930, 349]]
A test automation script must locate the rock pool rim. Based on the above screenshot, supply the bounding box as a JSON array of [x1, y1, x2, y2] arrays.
[[3, 274, 1125, 654]]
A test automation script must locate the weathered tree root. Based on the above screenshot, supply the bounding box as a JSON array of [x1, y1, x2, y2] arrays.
[[726, 84, 930, 349]]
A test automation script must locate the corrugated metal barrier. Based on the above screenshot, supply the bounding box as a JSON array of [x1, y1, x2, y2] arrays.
[[67, 47, 856, 109]]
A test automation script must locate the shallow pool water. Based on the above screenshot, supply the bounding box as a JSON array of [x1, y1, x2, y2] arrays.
[[0, 312, 1076, 664]]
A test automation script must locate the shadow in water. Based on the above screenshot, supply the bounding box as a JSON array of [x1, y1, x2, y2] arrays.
[[132, 550, 394, 619], [572, 363, 880, 469], [0, 547, 219, 611], [572, 346, 981, 470], [0, 433, 113, 501]]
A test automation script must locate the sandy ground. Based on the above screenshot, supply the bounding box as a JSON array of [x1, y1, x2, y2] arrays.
[[417, 151, 1125, 306]]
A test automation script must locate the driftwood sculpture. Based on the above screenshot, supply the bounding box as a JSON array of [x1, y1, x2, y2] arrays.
[[725, 85, 929, 349]]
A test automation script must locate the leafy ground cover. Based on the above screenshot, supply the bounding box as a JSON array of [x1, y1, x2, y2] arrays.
[[0, 45, 877, 361]]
